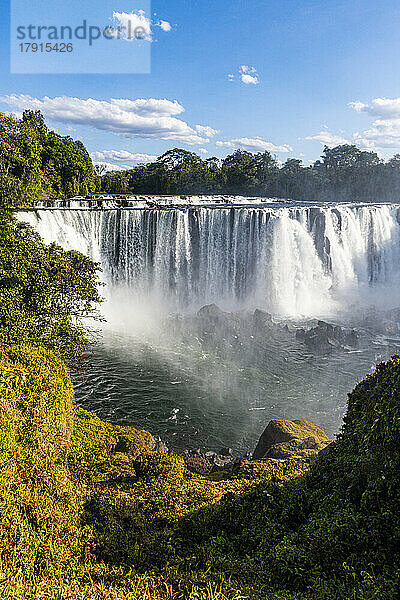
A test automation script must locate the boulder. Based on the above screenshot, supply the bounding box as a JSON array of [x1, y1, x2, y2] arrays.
[[253, 419, 331, 460], [253, 309, 273, 328], [196, 304, 241, 332], [152, 437, 169, 453], [296, 321, 358, 353]]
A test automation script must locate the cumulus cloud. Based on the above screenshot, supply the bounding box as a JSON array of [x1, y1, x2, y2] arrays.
[[228, 65, 260, 85], [111, 10, 152, 41], [195, 125, 220, 137], [349, 97, 400, 119], [110, 11, 173, 42], [305, 131, 350, 147], [0, 94, 208, 145], [216, 137, 292, 153], [239, 65, 260, 85], [91, 150, 158, 165], [353, 122, 400, 150], [350, 97, 400, 149], [198, 148, 208, 154]]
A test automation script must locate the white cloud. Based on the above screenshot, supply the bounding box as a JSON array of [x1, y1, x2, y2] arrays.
[[349, 97, 400, 119], [305, 131, 350, 147], [228, 65, 260, 85], [0, 94, 208, 145], [91, 150, 158, 165], [110, 11, 173, 42], [198, 148, 208, 154], [350, 97, 400, 149], [239, 65, 260, 85], [195, 125, 220, 137], [157, 20, 172, 32], [111, 10, 152, 41], [353, 122, 400, 149], [241, 74, 259, 85], [216, 137, 292, 153]]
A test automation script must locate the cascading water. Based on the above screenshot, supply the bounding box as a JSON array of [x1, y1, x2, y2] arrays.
[[19, 201, 400, 317], [17, 200, 400, 452]]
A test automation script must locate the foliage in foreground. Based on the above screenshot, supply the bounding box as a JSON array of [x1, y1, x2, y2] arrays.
[[0, 210, 101, 361], [0, 346, 400, 599]]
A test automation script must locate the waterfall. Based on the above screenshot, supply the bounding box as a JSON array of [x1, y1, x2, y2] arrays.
[[18, 202, 400, 317]]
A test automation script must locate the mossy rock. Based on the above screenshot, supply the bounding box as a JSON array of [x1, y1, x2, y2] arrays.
[[68, 408, 117, 479], [266, 436, 331, 459], [253, 418, 331, 459], [68, 410, 153, 482]]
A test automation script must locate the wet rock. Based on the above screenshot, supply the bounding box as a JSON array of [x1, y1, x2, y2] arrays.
[[152, 436, 169, 453], [253, 419, 331, 460], [219, 447, 233, 457], [185, 455, 213, 475], [213, 455, 234, 470], [296, 320, 358, 353], [205, 450, 217, 459], [253, 309, 273, 328], [181, 446, 238, 474], [196, 304, 241, 333]]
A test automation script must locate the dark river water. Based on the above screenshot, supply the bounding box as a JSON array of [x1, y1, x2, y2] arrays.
[[72, 318, 400, 453]]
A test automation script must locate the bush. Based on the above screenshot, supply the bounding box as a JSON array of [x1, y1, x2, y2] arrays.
[[133, 452, 186, 480]]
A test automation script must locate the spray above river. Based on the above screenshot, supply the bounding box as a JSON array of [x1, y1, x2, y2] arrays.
[[18, 198, 400, 451]]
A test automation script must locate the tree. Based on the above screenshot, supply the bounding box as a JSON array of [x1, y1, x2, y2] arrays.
[[221, 150, 260, 194], [0, 211, 102, 362], [0, 110, 97, 207]]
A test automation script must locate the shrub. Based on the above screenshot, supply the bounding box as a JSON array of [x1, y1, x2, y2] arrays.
[[133, 452, 186, 480]]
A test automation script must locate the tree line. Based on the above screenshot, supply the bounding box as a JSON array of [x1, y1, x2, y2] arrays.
[[2, 109, 400, 205], [100, 146, 400, 202]]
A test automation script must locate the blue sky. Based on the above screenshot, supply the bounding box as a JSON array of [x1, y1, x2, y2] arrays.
[[1, 0, 400, 170]]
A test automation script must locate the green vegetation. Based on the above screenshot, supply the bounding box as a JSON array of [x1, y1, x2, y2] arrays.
[[0, 110, 97, 206], [100, 145, 400, 202], [0, 210, 101, 362]]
